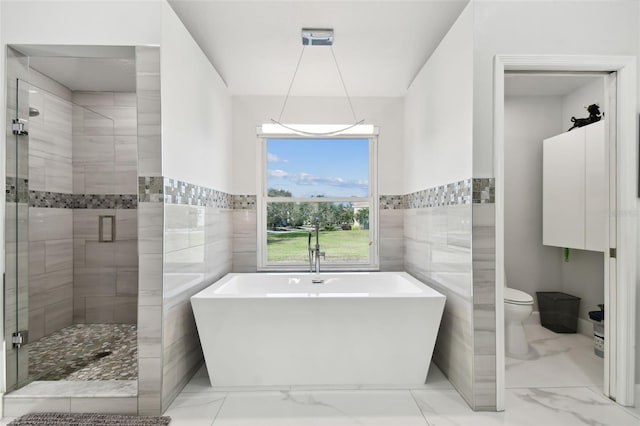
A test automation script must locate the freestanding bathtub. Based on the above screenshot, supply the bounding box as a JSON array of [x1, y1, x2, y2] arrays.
[[191, 272, 445, 387]]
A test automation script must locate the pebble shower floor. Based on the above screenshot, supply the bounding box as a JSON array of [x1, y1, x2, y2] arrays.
[[25, 324, 137, 381]]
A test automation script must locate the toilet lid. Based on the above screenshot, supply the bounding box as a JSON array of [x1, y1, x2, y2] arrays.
[[505, 288, 533, 304]]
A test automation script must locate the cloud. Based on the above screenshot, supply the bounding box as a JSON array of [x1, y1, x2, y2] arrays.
[[267, 169, 289, 178], [267, 152, 288, 163], [268, 169, 368, 190]]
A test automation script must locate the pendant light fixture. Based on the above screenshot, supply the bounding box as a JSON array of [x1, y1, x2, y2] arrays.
[[269, 28, 365, 137]]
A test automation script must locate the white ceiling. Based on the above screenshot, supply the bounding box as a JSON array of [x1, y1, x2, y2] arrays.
[[504, 74, 604, 97], [167, 0, 469, 97]]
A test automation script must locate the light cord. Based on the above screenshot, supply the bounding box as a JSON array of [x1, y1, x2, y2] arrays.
[[272, 41, 363, 136], [278, 45, 306, 122], [330, 45, 358, 123]]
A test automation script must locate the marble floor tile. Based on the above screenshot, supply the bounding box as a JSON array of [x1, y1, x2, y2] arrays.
[[163, 392, 227, 426], [7, 380, 137, 397], [212, 390, 429, 426], [504, 387, 640, 426], [412, 387, 640, 426], [506, 324, 603, 388], [622, 403, 640, 421]]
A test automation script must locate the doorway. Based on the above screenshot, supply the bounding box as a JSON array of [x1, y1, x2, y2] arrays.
[[493, 55, 637, 410], [502, 72, 609, 390]]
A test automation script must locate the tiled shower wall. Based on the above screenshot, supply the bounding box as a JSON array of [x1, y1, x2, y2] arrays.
[[136, 46, 163, 416], [72, 92, 138, 324], [403, 178, 496, 411], [27, 80, 74, 342]]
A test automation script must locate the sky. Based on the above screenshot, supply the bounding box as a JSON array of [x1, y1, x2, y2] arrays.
[[267, 138, 369, 198]]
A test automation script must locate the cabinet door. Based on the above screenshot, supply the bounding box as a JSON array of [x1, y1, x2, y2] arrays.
[[585, 121, 606, 251], [543, 128, 585, 249]]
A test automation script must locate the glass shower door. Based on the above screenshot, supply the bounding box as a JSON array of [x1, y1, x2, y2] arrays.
[[5, 77, 31, 391]]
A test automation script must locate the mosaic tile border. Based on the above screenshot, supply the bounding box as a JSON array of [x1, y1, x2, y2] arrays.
[[164, 178, 233, 209], [138, 176, 164, 203], [6, 179, 138, 209], [74, 194, 137, 209], [405, 179, 472, 208], [5, 177, 29, 204], [139, 176, 241, 209], [28, 192, 137, 209], [135, 177, 495, 210], [403, 178, 495, 209], [379, 195, 405, 210], [30, 191, 75, 208], [233, 195, 257, 210], [472, 178, 495, 204]]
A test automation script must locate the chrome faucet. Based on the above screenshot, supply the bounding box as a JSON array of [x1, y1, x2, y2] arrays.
[[308, 220, 325, 276]]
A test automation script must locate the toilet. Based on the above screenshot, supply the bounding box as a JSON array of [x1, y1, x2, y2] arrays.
[[504, 287, 534, 356]]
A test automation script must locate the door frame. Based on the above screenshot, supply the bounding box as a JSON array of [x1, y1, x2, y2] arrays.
[[493, 55, 637, 409]]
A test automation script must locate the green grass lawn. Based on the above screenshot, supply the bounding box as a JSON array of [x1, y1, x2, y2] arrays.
[[267, 229, 369, 263]]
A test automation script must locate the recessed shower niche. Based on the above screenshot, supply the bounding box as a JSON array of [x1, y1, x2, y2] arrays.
[[4, 45, 139, 394]]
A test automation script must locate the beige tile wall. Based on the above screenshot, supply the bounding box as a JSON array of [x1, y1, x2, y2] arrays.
[[404, 203, 474, 406], [161, 203, 233, 411], [28, 208, 74, 341], [72, 92, 138, 325], [72, 209, 138, 324], [136, 46, 163, 416], [27, 83, 74, 342], [403, 193, 497, 411], [379, 208, 404, 271], [72, 91, 138, 195]]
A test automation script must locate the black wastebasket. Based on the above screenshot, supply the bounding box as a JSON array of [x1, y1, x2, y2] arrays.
[[536, 292, 581, 333]]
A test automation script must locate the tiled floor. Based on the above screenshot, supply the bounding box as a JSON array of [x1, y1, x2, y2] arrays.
[[162, 324, 639, 425], [2, 324, 638, 425], [506, 324, 603, 388]]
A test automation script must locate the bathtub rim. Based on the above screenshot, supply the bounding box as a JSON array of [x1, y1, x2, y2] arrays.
[[191, 271, 445, 300]]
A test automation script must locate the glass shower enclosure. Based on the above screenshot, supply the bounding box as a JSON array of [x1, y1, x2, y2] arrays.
[[5, 75, 124, 391]]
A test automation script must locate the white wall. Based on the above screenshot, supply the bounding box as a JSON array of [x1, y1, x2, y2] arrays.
[[504, 96, 564, 309], [473, 0, 639, 177], [160, 3, 232, 192], [231, 96, 404, 195], [404, 2, 473, 192]]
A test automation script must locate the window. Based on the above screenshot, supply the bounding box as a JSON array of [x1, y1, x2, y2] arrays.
[[257, 135, 378, 270]]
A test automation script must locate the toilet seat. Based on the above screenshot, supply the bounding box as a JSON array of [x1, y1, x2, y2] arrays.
[[504, 287, 533, 305]]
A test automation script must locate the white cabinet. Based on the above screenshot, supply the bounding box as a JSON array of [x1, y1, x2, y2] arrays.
[[542, 121, 606, 251]]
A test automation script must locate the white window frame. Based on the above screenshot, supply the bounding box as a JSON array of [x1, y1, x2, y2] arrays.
[[256, 126, 379, 271]]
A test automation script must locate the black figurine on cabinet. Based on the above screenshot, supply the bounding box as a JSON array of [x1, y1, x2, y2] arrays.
[[568, 104, 602, 131]]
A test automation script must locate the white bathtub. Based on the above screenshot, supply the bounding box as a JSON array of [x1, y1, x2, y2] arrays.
[[191, 272, 445, 387]]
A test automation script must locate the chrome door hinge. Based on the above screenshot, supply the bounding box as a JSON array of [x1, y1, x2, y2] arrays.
[[12, 330, 28, 349], [610, 248, 617, 259], [12, 118, 28, 135]]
